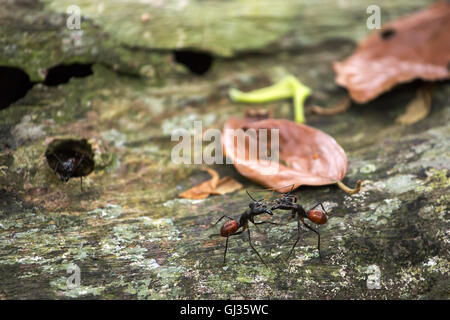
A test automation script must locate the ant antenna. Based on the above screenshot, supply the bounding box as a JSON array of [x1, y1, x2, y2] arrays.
[[246, 189, 257, 202], [246, 183, 296, 193], [266, 183, 297, 199], [246, 190, 265, 203], [244, 183, 299, 203], [286, 184, 295, 196], [52, 153, 64, 166]]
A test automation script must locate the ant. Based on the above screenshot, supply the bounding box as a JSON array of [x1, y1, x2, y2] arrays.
[[212, 190, 280, 266], [270, 184, 328, 261], [45, 139, 95, 192], [48, 152, 86, 191]]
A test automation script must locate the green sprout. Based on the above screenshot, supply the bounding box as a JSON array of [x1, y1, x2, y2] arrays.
[[229, 75, 312, 123]]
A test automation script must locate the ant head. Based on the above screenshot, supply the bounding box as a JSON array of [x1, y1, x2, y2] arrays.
[[246, 190, 264, 207], [306, 209, 327, 225], [54, 156, 76, 182], [220, 220, 239, 237]]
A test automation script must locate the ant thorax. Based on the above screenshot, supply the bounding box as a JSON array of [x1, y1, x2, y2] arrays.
[[239, 213, 249, 227], [61, 157, 76, 170], [297, 205, 307, 217]]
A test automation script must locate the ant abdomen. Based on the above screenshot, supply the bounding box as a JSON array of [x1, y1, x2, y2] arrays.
[[307, 210, 327, 225], [220, 220, 239, 237]]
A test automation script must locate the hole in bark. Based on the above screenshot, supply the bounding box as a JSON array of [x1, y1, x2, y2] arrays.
[[380, 28, 396, 40], [45, 139, 95, 182], [0, 66, 34, 110], [174, 50, 213, 75], [44, 63, 93, 86]]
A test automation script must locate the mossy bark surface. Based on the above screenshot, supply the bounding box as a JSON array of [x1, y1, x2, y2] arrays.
[[0, 0, 448, 299]]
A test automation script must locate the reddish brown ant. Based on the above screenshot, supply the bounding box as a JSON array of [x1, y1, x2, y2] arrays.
[[270, 184, 328, 261], [212, 190, 280, 266]]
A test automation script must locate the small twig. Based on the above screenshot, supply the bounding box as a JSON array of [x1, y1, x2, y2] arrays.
[[336, 179, 362, 194]]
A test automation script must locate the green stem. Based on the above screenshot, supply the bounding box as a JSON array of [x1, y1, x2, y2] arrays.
[[229, 75, 311, 123], [292, 79, 311, 124], [229, 76, 294, 103]]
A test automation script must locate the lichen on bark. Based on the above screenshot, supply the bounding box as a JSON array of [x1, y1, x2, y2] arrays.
[[0, 0, 448, 299]]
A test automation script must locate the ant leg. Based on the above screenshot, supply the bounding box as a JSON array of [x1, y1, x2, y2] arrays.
[[212, 215, 234, 226], [309, 202, 327, 214], [287, 218, 301, 260], [253, 221, 284, 226], [223, 236, 229, 265], [222, 230, 244, 264], [80, 176, 83, 192], [50, 155, 61, 176], [53, 162, 59, 175], [52, 153, 64, 168], [246, 228, 267, 266], [300, 219, 322, 261], [51, 154, 63, 180], [69, 153, 85, 182]]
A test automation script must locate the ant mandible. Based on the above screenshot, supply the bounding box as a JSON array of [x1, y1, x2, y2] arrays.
[[271, 185, 328, 261], [212, 190, 280, 266]]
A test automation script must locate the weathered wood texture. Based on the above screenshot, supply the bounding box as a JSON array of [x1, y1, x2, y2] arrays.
[[0, 0, 448, 299]]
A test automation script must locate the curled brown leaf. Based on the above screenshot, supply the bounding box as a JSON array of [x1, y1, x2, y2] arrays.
[[334, 2, 450, 103], [178, 168, 243, 199], [222, 117, 359, 194]]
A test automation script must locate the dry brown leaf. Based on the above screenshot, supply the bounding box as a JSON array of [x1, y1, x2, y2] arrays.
[[396, 86, 433, 125], [334, 2, 450, 103], [212, 177, 243, 195], [222, 117, 360, 193], [310, 96, 352, 115], [178, 168, 219, 199], [178, 168, 242, 199]]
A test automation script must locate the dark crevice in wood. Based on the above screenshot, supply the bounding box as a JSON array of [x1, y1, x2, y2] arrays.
[[44, 63, 93, 86], [0, 66, 34, 110], [0, 63, 94, 109], [174, 50, 214, 75]]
